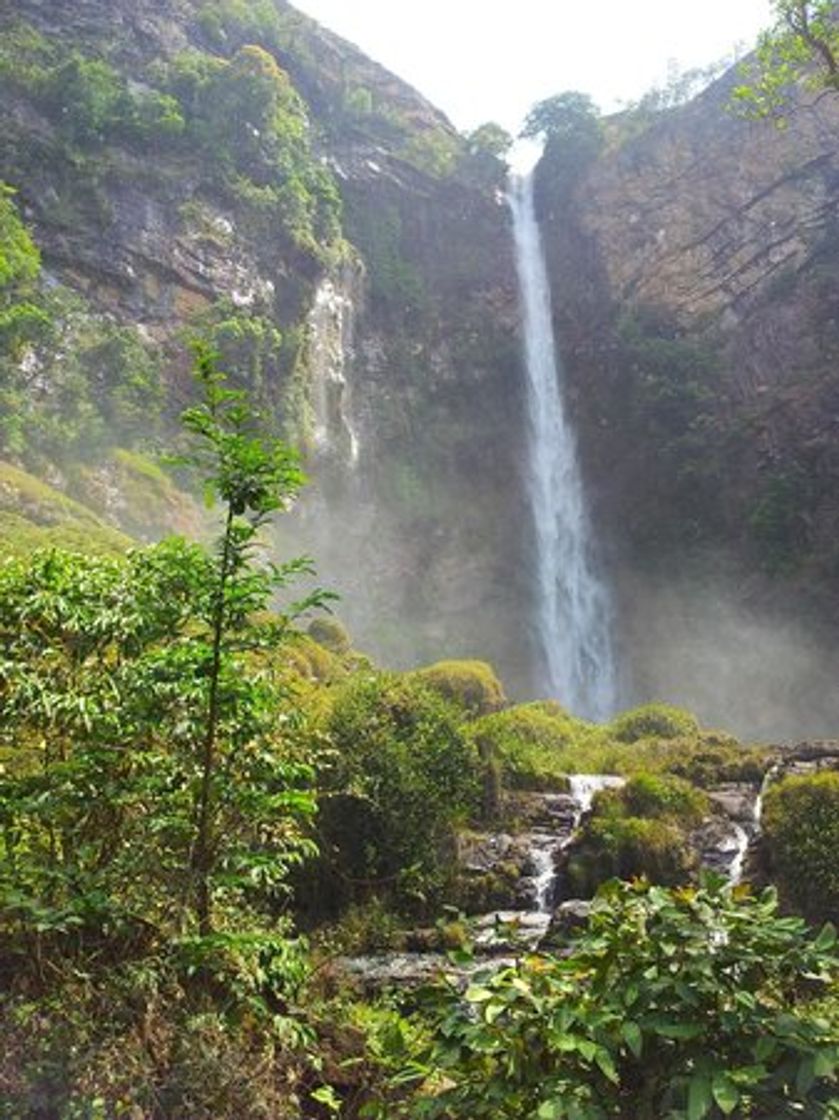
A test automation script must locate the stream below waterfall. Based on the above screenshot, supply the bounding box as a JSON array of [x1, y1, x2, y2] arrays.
[[340, 773, 767, 990]]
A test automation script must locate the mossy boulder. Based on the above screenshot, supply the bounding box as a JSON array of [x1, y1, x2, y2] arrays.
[[567, 815, 695, 898], [621, 773, 709, 827], [283, 632, 340, 682], [610, 703, 700, 743], [411, 659, 506, 717], [308, 615, 351, 655], [564, 770, 708, 897]]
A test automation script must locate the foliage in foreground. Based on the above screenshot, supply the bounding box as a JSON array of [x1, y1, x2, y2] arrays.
[[0, 349, 327, 970], [371, 879, 839, 1120]]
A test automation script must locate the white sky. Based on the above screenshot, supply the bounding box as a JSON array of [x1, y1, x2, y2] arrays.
[[292, 1, 774, 134]]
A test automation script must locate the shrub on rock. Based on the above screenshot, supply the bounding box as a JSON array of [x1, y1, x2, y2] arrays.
[[610, 702, 700, 743], [411, 659, 506, 717]]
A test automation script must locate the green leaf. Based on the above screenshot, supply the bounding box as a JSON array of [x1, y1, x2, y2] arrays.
[[796, 1056, 816, 1095], [711, 1074, 739, 1115], [621, 1021, 643, 1058], [595, 1048, 619, 1084], [688, 1073, 712, 1120], [814, 923, 837, 952]]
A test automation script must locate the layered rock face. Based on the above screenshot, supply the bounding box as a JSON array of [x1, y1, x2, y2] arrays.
[[535, 71, 839, 736], [0, 0, 532, 688]]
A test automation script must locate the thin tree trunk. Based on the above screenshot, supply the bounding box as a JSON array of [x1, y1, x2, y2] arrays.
[[192, 503, 235, 936]]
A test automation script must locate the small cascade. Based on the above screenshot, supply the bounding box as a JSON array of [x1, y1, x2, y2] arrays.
[[494, 774, 626, 927], [306, 269, 361, 467], [567, 774, 626, 825], [753, 764, 780, 829], [508, 171, 618, 721], [726, 823, 750, 886], [530, 835, 561, 912]]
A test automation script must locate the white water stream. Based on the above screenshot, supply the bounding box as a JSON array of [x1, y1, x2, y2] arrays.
[[509, 172, 618, 721], [307, 274, 360, 466]]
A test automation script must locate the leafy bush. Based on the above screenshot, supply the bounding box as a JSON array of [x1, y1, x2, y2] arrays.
[[304, 673, 479, 918], [470, 701, 581, 790], [611, 702, 700, 742], [763, 771, 839, 924], [375, 879, 839, 1119], [0, 352, 328, 971], [411, 659, 506, 717]]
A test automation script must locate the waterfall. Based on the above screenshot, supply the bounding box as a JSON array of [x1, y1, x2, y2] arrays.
[[509, 172, 618, 721], [306, 271, 360, 467]]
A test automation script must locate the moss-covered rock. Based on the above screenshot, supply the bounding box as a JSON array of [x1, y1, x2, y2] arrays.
[[411, 659, 506, 717], [564, 770, 708, 897], [566, 815, 695, 898], [308, 615, 351, 655], [470, 702, 582, 791], [610, 703, 700, 743]]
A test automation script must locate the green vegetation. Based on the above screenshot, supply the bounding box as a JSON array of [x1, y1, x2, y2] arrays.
[[733, 1, 839, 120], [749, 466, 815, 574], [0, 182, 48, 378], [301, 672, 479, 920], [375, 879, 839, 1119], [0, 460, 131, 557], [0, 190, 165, 468], [611, 702, 700, 743], [567, 774, 709, 895], [0, 19, 342, 259], [467, 122, 513, 160], [763, 771, 839, 925], [523, 90, 604, 198], [410, 658, 506, 717], [162, 44, 341, 254], [307, 615, 351, 654], [470, 700, 765, 792]]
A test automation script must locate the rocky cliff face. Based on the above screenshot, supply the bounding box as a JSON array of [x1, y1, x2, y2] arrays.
[[0, 0, 533, 688], [536, 70, 839, 736]]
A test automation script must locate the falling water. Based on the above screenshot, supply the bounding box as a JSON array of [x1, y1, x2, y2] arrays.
[[307, 274, 360, 466], [509, 172, 618, 720]]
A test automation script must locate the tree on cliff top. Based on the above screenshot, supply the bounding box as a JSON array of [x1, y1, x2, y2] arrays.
[[733, 1, 839, 120]]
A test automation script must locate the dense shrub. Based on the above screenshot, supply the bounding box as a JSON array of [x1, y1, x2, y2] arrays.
[[304, 673, 479, 918], [611, 702, 700, 742], [470, 701, 579, 790], [411, 659, 506, 717], [666, 734, 769, 787], [762, 771, 839, 924]]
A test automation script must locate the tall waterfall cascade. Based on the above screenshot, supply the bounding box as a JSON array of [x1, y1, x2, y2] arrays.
[[509, 172, 618, 721]]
